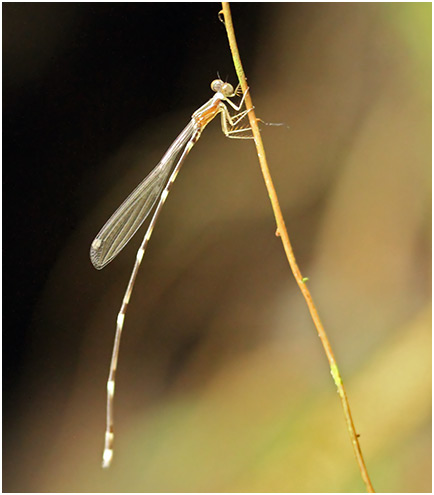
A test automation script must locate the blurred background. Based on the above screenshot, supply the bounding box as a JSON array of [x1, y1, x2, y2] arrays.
[[3, 3, 431, 492]]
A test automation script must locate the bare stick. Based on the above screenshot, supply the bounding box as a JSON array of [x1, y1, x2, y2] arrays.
[[220, 3, 375, 492]]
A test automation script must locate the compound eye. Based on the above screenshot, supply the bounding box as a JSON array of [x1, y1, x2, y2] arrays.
[[221, 82, 234, 96], [211, 79, 223, 93]]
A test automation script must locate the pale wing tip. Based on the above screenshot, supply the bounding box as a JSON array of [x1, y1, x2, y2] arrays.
[[90, 238, 106, 270]]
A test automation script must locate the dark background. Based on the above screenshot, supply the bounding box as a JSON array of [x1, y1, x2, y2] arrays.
[[3, 2, 263, 405], [3, 2, 269, 489], [3, 3, 431, 492]]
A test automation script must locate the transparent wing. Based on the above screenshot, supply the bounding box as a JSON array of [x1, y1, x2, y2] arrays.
[[90, 121, 195, 270], [90, 160, 172, 269]]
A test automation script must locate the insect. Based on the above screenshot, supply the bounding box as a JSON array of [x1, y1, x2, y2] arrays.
[[91, 79, 252, 467]]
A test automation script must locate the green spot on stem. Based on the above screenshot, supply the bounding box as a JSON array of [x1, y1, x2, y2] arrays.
[[330, 363, 343, 387], [302, 277, 309, 283]]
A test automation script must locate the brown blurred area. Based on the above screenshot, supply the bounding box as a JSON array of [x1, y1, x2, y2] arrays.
[[3, 3, 431, 492]]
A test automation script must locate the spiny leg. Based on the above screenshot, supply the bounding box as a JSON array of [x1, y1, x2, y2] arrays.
[[226, 127, 255, 139], [220, 105, 254, 140], [230, 108, 252, 127], [234, 83, 243, 97]]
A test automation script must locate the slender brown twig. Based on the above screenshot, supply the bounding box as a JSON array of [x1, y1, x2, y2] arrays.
[[220, 3, 375, 492]]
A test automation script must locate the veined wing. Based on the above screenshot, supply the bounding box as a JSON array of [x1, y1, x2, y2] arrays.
[[90, 120, 195, 269]]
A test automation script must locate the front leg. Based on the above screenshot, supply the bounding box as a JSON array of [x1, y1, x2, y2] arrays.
[[225, 86, 250, 112]]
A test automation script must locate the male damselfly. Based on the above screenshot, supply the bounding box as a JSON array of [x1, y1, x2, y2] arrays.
[[91, 79, 252, 468]]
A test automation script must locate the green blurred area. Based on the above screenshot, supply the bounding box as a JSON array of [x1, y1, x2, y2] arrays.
[[389, 2, 431, 84], [6, 3, 431, 493]]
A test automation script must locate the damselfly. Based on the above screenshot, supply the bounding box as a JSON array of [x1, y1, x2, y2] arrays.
[[91, 79, 252, 468]]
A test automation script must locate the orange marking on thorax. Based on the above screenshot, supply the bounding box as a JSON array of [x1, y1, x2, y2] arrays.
[[192, 97, 222, 130]]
